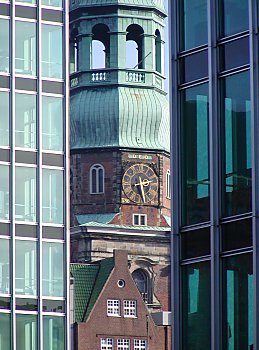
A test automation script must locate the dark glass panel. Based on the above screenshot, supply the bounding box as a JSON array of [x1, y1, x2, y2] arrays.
[[182, 261, 211, 350], [179, 50, 208, 84], [0, 223, 10, 236], [181, 84, 210, 226], [0, 76, 10, 89], [219, 37, 249, 71], [42, 153, 63, 167], [42, 226, 64, 240], [0, 149, 10, 162], [180, 0, 208, 51], [181, 228, 210, 259], [42, 9, 63, 23], [43, 299, 64, 313], [42, 81, 64, 94], [221, 71, 251, 217], [219, 0, 249, 37], [222, 253, 253, 350], [15, 224, 37, 238], [0, 4, 9, 16], [16, 298, 38, 311], [15, 5, 37, 19], [221, 219, 252, 251], [15, 151, 37, 164], [15, 78, 37, 91], [0, 297, 10, 309]]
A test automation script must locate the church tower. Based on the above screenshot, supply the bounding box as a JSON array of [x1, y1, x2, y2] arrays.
[[69, 0, 170, 228]]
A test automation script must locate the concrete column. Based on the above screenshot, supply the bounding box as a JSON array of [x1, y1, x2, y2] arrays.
[[77, 33, 92, 71], [109, 31, 127, 68], [142, 34, 155, 70]]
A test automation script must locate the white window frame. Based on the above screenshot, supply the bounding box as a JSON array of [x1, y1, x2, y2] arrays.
[[107, 299, 120, 317], [90, 163, 105, 194], [166, 169, 171, 199], [134, 339, 147, 350], [133, 214, 147, 226], [117, 339, 130, 350], [101, 338, 113, 350], [123, 300, 137, 318]]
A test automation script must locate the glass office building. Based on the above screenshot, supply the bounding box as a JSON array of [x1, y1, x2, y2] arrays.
[[169, 1, 258, 349], [0, 0, 69, 349]]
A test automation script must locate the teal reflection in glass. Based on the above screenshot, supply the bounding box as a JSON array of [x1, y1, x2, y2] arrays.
[[222, 254, 253, 350], [43, 316, 64, 350], [42, 169, 63, 224], [180, 0, 208, 51], [42, 0, 62, 7], [221, 71, 251, 217], [15, 21, 36, 76], [15, 93, 36, 149], [16, 0, 36, 4], [16, 314, 37, 350], [42, 96, 63, 151], [181, 84, 210, 225], [0, 239, 9, 294], [0, 91, 9, 146], [0, 313, 11, 350], [182, 261, 211, 350], [0, 19, 9, 73], [0, 165, 9, 220], [42, 24, 63, 79], [43, 242, 64, 297], [219, 0, 249, 37]]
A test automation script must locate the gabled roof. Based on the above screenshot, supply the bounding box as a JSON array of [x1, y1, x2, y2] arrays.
[[71, 258, 114, 323]]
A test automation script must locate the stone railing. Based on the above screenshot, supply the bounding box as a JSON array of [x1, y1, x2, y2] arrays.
[[91, 71, 110, 82], [126, 71, 145, 83]]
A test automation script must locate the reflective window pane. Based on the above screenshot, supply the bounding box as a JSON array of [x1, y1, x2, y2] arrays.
[[0, 165, 9, 220], [179, 50, 208, 84], [219, 37, 249, 72], [221, 219, 252, 252], [15, 21, 36, 76], [0, 313, 11, 350], [42, 0, 62, 7], [181, 228, 210, 259], [0, 19, 9, 73], [15, 240, 37, 295], [15, 167, 36, 222], [219, 0, 249, 37], [42, 96, 63, 151], [16, 0, 36, 4], [182, 261, 211, 350], [43, 316, 64, 350], [0, 239, 9, 294], [222, 254, 253, 350], [0, 91, 9, 146], [180, 0, 208, 51], [221, 71, 251, 217], [16, 314, 37, 350], [43, 242, 64, 297], [42, 24, 63, 79], [15, 93, 36, 149], [42, 169, 63, 224], [181, 84, 210, 225]]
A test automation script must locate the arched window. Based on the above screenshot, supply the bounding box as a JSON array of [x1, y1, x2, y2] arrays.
[[155, 29, 162, 73], [126, 24, 144, 69], [166, 169, 171, 199], [70, 29, 78, 74], [91, 24, 110, 69], [132, 269, 150, 303], [90, 164, 104, 194]]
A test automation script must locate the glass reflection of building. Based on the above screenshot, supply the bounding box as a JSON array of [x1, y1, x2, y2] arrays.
[[0, 0, 69, 349], [169, 1, 258, 349]]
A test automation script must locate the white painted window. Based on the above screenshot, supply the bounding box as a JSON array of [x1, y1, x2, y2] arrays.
[[133, 214, 147, 226], [90, 164, 104, 194], [134, 339, 147, 350], [166, 170, 171, 199], [123, 300, 137, 317], [107, 299, 120, 316], [117, 339, 130, 350], [101, 338, 113, 350]]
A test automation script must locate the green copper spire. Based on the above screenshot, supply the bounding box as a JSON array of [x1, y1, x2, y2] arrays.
[[70, 0, 169, 152]]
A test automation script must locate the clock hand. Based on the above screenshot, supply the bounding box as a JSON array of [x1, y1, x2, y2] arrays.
[[139, 177, 146, 203]]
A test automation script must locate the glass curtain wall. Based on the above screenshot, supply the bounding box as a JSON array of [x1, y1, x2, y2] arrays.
[[170, 0, 256, 349]]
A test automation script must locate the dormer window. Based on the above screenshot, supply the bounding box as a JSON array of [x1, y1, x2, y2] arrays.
[[90, 164, 104, 194], [133, 214, 147, 226]]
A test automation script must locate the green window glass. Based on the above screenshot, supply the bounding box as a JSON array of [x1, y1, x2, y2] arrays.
[[180, 0, 208, 51], [42, 24, 63, 79], [15, 167, 36, 222], [16, 0, 36, 4], [0, 165, 9, 220], [221, 71, 251, 217], [15, 21, 36, 76], [43, 316, 64, 350], [42, 169, 63, 224], [42, 96, 63, 151], [219, 0, 249, 37], [42, 242, 64, 297], [182, 261, 211, 350], [0, 91, 9, 146], [181, 84, 210, 226], [15, 240, 37, 296], [15, 93, 36, 149], [16, 314, 37, 350], [0, 239, 9, 294], [42, 0, 62, 7], [0, 18, 9, 73], [0, 313, 11, 350], [222, 254, 253, 350]]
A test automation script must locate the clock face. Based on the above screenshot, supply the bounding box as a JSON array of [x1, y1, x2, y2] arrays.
[[122, 163, 158, 204]]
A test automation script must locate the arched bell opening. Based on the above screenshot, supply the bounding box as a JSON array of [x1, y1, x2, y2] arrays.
[[126, 24, 144, 69], [91, 24, 110, 69]]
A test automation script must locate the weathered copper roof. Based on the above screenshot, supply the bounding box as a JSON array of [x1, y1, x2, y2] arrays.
[[70, 0, 165, 11]]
